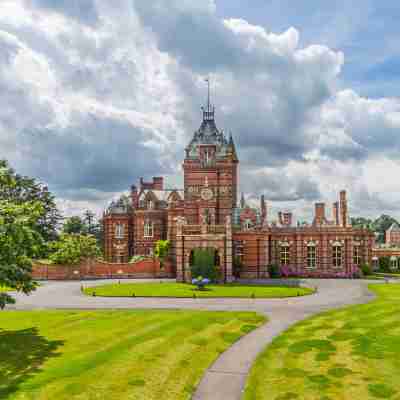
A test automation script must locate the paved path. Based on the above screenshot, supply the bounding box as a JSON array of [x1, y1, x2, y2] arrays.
[[8, 279, 381, 400]]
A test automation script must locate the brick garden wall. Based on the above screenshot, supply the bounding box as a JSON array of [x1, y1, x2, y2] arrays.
[[32, 258, 175, 280]]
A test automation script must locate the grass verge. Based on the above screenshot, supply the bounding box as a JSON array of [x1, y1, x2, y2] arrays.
[[0, 309, 265, 400], [244, 284, 400, 400], [83, 282, 313, 298]]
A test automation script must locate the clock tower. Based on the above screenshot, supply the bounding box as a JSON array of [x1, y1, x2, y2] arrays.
[[183, 97, 238, 225]]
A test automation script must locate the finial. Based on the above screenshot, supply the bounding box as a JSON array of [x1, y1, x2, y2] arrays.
[[240, 192, 245, 208], [202, 76, 214, 122], [205, 76, 210, 112]]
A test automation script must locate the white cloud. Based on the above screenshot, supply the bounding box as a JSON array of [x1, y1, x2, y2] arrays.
[[1, 0, 400, 221]]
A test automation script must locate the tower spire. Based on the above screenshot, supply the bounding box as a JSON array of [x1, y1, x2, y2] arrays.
[[206, 76, 210, 112], [202, 76, 214, 122]]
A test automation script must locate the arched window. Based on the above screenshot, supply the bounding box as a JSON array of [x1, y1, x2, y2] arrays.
[[144, 220, 154, 238], [333, 245, 342, 268], [307, 244, 317, 269], [280, 245, 290, 266], [115, 224, 125, 239], [148, 200, 154, 210]]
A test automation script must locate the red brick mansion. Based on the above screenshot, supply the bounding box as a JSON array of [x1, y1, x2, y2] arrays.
[[103, 103, 375, 281]]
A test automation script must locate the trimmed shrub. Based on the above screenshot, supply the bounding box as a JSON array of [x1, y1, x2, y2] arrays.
[[360, 263, 372, 276], [233, 256, 243, 278], [190, 248, 217, 282], [379, 256, 391, 273], [268, 264, 281, 279]]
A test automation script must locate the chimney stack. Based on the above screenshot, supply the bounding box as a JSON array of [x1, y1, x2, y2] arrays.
[[131, 185, 138, 209], [152, 177, 164, 191], [340, 190, 347, 227], [283, 212, 293, 227], [314, 203, 326, 226], [278, 211, 284, 226], [332, 202, 339, 225], [261, 195, 267, 224]]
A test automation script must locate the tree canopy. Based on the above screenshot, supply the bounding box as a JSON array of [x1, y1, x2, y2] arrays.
[[49, 234, 101, 265], [0, 160, 61, 248], [0, 163, 43, 308]]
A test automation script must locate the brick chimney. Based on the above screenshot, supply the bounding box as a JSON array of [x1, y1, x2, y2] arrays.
[[152, 177, 164, 190], [314, 203, 326, 226], [140, 177, 164, 190], [340, 190, 347, 227], [131, 185, 139, 209], [332, 202, 339, 225], [278, 211, 284, 226], [261, 195, 267, 224], [283, 212, 293, 227]]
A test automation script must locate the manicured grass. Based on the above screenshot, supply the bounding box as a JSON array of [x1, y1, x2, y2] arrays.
[[83, 282, 314, 298], [244, 284, 400, 400], [0, 310, 265, 400], [0, 286, 13, 292]]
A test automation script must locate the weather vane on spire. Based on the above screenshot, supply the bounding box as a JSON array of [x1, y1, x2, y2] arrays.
[[205, 76, 211, 112], [202, 75, 215, 121]]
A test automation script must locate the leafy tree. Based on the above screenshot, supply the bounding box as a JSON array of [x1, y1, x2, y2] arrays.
[[154, 240, 170, 267], [0, 160, 61, 248], [0, 164, 43, 309], [50, 234, 100, 265], [379, 256, 391, 273], [63, 216, 87, 234], [190, 248, 217, 282], [351, 217, 373, 229], [63, 211, 103, 250]]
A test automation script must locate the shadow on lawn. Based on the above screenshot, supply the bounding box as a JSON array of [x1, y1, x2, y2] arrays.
[[0, 327, 64, 398]]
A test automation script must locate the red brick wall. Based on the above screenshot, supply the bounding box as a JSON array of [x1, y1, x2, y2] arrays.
[[32, 259, 175, 280]]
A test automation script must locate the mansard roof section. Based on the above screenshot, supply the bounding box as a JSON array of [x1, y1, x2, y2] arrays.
[[185, 106, 236, 159], [105, 195, 132, 215]]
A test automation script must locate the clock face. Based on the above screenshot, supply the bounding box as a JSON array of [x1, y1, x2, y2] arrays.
[[201, 188, 213, 201]]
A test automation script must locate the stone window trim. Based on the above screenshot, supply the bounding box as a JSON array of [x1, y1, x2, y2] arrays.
[[306, 243, 317, 270], [280, 244, 290, 266], [332, 244, 342, 268], [144, 220, 154, 238], [114, 223, 125, 239]]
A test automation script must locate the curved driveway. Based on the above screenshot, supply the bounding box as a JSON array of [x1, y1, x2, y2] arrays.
[[8, 279, 380, 400]]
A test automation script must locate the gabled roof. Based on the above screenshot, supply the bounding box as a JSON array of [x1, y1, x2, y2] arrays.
[[387, 222, 400, 232]]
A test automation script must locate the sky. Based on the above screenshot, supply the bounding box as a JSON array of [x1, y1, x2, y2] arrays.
[[1, 0, 400, 223]]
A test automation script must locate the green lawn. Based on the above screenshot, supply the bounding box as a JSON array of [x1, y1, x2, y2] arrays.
[[0, 286, 13, 292], [244, 284, 400, 400], [0, 310, 265, 400], [84, 282, 313, 298]]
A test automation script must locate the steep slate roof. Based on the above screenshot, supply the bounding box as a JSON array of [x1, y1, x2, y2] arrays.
[[185, 106, 237, 160]]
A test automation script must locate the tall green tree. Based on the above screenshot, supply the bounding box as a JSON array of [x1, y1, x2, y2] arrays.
[[0, 160, 61, 246], [0, 163, 42, 308], [63, 216, 88, 234]]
